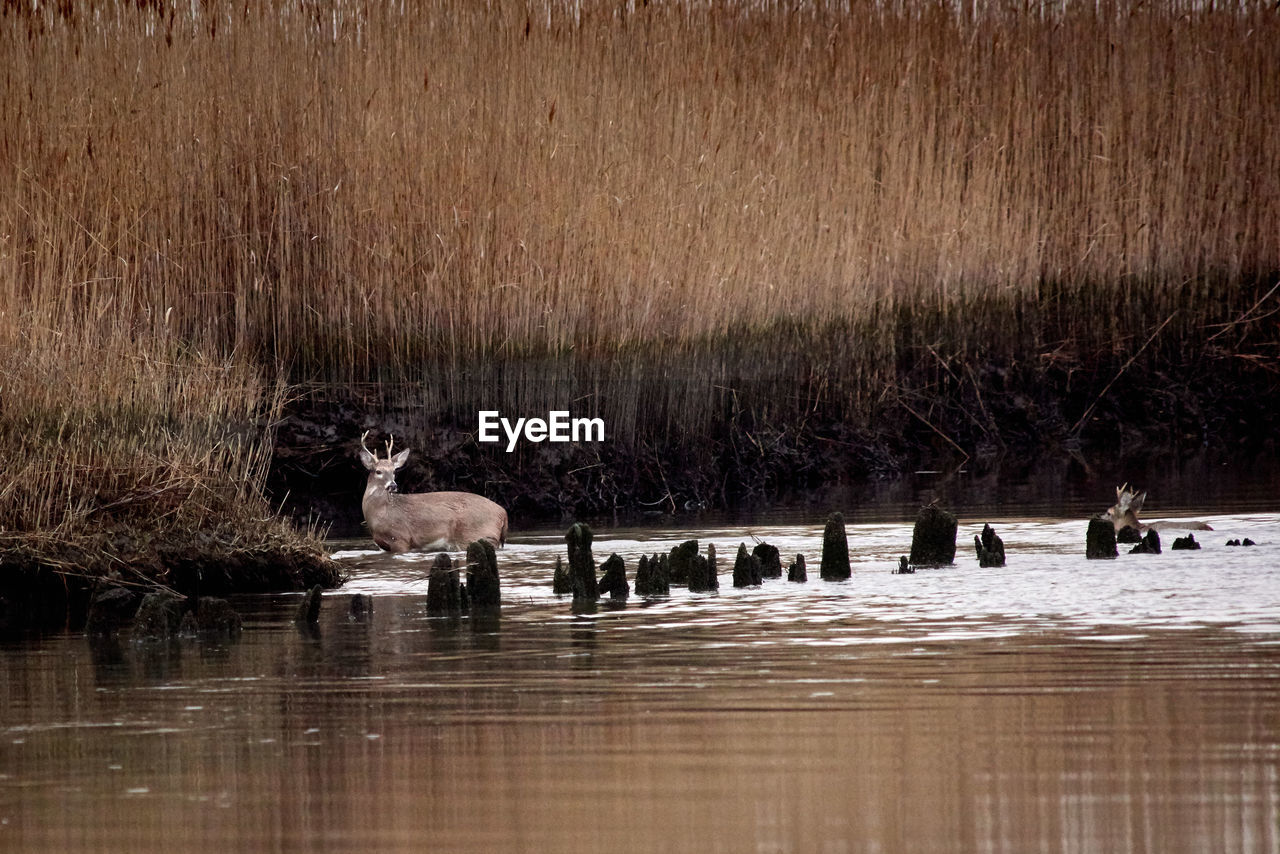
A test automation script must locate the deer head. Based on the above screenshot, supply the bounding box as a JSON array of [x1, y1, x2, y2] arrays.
[[1105, 483, 1147, 533]]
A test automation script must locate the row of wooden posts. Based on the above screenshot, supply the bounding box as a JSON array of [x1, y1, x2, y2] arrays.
[[551, 506, 1007, 602], [293, 507, 1212, 624]]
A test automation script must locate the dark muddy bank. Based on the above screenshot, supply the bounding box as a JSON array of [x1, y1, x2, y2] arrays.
[[271, 346, 1280, 537], [0, 527, 341, 636]]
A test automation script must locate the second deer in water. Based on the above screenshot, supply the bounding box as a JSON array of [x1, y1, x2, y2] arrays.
[[1105, 483, 1213, 534], [359, 432, 508, 553]]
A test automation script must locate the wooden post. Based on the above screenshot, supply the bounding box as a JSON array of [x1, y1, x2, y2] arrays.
[[635, 553, 671, 597], [787, 553, 807, 582], [295, 585, 323, 624], [974, 523, 1006, 567], [908, 506, 958, 566], [426, 553, 463, 614], [820, 512, 851, 580], [669, 540, 699, 585], [1086, 517, 1118, 559], [752, 543, 782, 579], [598, 553, 629, 599], [566, 523, 598, 601], [733, 543, 764, 587], [466, 539, 501, 609]]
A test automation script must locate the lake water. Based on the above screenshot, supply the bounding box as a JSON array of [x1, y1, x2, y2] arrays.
[[2, 504, 1278, 852]]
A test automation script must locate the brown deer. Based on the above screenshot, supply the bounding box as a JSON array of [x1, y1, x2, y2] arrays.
[[359, 432, 508, 553], [1105, 483, 1213, 534]]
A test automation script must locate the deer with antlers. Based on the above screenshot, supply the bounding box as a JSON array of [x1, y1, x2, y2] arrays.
[[358, 432, 508, 553], [1105, 483, 1213, 535]]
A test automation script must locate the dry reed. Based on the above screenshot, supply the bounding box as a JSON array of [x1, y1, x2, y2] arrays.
[[1, 0, 1277, 536]]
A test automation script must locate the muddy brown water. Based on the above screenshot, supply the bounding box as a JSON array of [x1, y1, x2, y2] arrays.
[[2, 503, 1278, 852]]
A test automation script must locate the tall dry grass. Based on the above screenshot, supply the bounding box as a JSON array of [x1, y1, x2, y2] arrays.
[[1, 0, 1277, 525]]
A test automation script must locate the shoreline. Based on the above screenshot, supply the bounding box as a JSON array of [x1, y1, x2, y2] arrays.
[[271, 344, 1279, 537]]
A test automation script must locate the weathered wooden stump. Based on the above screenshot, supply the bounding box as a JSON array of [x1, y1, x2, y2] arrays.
[[669, 540, 699, 585], [974, 523, 1006, 567], [134, 591, 189, 639], [349, 594, 372, 621], [820, 512, 851, 580], [566, 522, 599, 601], [707, 544, 718, 586], [895, 555, 914, 574], [1129, 529, 1161, 554], [752, 543, 782, 579], [787, 553, 807, 582], [182, 597, 242, 637], [466, 539, 501, 609], [85, 586, 141, 636], [733, 543, 764, 587], [635, 554, 671, 596], [908, 505, 958, 566], [426, 553, 463, 614], [1116, 524, 1142, 544], [1086, 517, 1118, 559], [552, 555, 572, 595], [1171, 533, 1202, 550], [295, 584, 324, 624], [597, 553, 630, 599], [688, 551, 717, 593]]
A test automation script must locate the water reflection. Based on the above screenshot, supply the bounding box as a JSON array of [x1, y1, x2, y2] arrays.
[[1, 510, 1278, 853]]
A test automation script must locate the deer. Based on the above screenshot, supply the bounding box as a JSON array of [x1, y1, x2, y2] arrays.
[[358, 432, 508, 553], [1105, 483, 1213, 536]]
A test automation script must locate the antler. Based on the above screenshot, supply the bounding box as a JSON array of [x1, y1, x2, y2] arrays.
[[360, 430, 377, 460], [385, 434, 395, 458]]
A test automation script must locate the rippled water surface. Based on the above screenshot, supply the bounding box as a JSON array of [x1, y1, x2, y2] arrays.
[[3, 510, 1279, 853]]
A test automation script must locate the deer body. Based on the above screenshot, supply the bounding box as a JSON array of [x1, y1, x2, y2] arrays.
[[1105, 483, 1213, 533], [360, 436, 507, 553]]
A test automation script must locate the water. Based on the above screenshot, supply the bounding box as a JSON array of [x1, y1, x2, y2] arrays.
[[2, 510, 1279, 853]]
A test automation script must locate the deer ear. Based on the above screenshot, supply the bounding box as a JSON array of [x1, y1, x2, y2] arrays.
[[1132, 491, 1146, 513], [391, 448, 411, 469], [359, 449, 377, 470]]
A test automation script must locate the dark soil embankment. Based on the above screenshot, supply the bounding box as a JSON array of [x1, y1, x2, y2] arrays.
[[271, 341, 1280, 536], [0, 526, 342, 636]]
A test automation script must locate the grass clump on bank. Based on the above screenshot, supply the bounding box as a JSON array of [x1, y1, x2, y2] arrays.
[[1, 0, 1278, 526], [0, 308, 339, 627]]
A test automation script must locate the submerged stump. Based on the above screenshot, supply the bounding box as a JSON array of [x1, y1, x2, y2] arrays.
[[635, 554, 671, 597], [820, 512, 851, 581], [1117, 524, 1143, 544], [133, 591, 189, 639], [908, 506, 958, 567], [426, 553, 463, 614], [1129, 529, 1161, 555], [733, 543, 764, 588], [85, 586, 141, 636], [466, 540, 501, 610], [974, 523, 1006, 568], [349, 594, 373, 621], [183, 597, 242, 637], [295, 584, 324, 624], [787, 553, 807, 582], [1171, 533, 1202, 551], [566, 523, 598, 601], [552, 555, 572, 595], [688, 550, 717, 593], [598, 553, 629, 599], [1086, 517, 1118, 559], [669, 540, 699, 585], [752, 543, 782, 579]]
